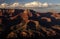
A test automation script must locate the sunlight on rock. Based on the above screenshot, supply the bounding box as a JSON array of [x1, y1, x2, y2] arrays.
[[41, 17, 51, 22], [20, 31, 27, 37], [7, 32, 17, 38], [52, 25, 60, 30]]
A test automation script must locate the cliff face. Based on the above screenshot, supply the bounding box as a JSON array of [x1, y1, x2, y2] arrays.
[[0, 9, 60, 39]]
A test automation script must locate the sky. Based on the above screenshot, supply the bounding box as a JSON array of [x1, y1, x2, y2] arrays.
[[0, 0, 60, 4], [0, 0, 60, 12]]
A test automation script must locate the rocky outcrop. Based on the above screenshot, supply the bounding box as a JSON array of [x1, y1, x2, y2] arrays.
[[0, 9, 60, 39]]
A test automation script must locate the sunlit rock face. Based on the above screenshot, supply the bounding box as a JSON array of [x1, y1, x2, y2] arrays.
[[41, 17, 51, 22], [20, 31, 28, 37], [7, 32, 17, 38], [51, 13, 60, 19], [21, 9, 29, 22], [52, 25, 60, 30]]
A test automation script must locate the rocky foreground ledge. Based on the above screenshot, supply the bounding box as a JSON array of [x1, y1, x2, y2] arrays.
[[0, 9, 60, 39]]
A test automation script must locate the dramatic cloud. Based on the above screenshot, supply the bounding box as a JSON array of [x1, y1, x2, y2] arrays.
[[9, 2, 23, 8], [0, 3, 8, 8], [24, 1, 49, 7], [1, 1, 60, 8], [42, 2, 48, 7], [24, 1, 42, 7], [0, 2, 23, 8]]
